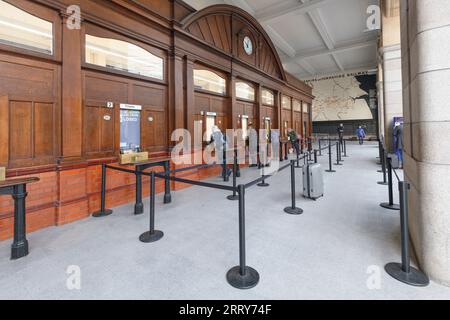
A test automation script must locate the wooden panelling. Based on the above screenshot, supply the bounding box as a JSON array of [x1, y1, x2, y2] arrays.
[[187, 14, 232, 54], [9, 101, 33, 161]]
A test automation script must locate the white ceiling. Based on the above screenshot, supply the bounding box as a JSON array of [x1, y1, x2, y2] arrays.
[[183, 0, 380, 81]]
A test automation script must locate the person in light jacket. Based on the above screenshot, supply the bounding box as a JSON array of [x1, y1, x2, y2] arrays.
[[356, 126, 366, 145]]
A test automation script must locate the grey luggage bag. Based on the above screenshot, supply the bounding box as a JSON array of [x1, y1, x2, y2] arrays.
[[302, 163, 324, 200]]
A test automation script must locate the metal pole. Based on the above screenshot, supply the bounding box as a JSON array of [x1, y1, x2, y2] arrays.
[[257, 149, 269, 187], [326, 142, 335, 173], [139, 171, 164, 243], [93, 163, 113, 217], [378, 148, 388, 184], [343, 140, 347, 157], [226, 185, 260, 289], [385, 181, 430, 286], [318, 139, 322, 156], [284, 161, 303, 215], [227, 150, 239, 200], [314, 150, 318, 164], [335, 143, 342, 166], [380, 157, 400, 211]]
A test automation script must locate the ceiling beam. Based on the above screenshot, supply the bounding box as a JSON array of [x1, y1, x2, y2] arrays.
[[256, 0, 334, 23], [285, 39, 377, 64], [301, 1, 344, 71], [263, 24, 297, 58]]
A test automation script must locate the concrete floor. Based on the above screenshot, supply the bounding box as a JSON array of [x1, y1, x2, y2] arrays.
[[1, 142, 449, 300]]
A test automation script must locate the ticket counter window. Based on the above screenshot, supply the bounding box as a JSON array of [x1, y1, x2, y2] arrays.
[[120, 105, 141, 153], [0, 0, 53, 55], [236, 82, 255, 101], [241, 117, 248, 140], [194, 70, 226, 95], [262, 89, 274, 106], [205, 114, 216, 143], [283, 121, 288, 137], [85, 35, 164, 80]]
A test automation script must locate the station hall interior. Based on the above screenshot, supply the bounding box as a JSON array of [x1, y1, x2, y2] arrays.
[[0, 0, 449, 300]]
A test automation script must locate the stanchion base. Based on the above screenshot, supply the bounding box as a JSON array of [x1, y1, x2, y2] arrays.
[[284, 207, 303, 215], [377, 181, 388, 185], [257, 182, 270, 187], [226, 266, 260, 289], [92, 209, 113, 218], [385, 263, 429, 287], [380, 202, 400, 211], [325, 170, 336, 173], [11, 241, 29, 260], [163, 194, 172, 204], [334, 163, 343, 166], [227, 194, 239, 201], [139, 230, 164, 243], [377, 169, 383, 173]]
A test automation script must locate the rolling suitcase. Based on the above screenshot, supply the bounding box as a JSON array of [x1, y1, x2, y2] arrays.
[[302, 163, 324, 200]]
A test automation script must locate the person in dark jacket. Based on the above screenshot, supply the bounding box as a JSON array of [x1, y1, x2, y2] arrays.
[[394, 122, 404, 169], [356, 126, 366, 145]]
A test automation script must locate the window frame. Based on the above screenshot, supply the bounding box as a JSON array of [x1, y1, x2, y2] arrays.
[[193, 66, 227, 97], [261, 88, 275, 106], [0, 0, 61, 61], [235, 80, 256, 102], [82, 23, 167, 84], [281, 95, 292, 110]]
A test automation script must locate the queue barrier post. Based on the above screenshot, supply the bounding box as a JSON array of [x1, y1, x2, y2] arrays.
[[385, 181, 430, 286], [343, 140, 348, 157], [227, 150, 239, 201], [335, 142, 342, 166], [257, 151, 269, 187], [378, 147, 388, 184], [318, 139, 322, 156], [314, 150, 318, 164], [226, 184, 260, 289], [326, 141, 336, 173], [139, 171, 164, 243], [284, 160, 304, 215], [380, 156, 400, 211], [92, 163, 113, 217]]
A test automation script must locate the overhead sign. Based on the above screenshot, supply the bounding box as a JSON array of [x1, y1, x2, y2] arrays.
[[120, 103, 142, 111]]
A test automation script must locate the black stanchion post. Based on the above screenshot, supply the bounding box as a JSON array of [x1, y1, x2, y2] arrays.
[[236, 148, 241, 178], [318, 139, 322, 156], [227, 150, 239, 201], [326, 142, 335, 173], [139, 171, 164, 243], [343, 140, 348, 157], [314, 150, 318, 164], [93, 163, 113, 217], [257, 148, 269, 187], [227, 185, 260, 289], [385, 181, 429, 286], [284, 161, 304, 215], [335, 143, 342, 166], [380, 157, 400, 211], [378, 148, 388, 184], [222, 143, 229, 182]]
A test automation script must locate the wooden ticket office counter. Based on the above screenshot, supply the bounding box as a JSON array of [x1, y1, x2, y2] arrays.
[[0, 0, 313, 239]]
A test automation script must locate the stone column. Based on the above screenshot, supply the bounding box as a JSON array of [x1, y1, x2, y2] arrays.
[[401, 0, 450, 286], [380, 45, 403, 150]]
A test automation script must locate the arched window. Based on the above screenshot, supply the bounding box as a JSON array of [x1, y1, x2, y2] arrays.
[[193, 69, 226, 95], [235, 81, 255, 101], [261, 89, 274, 106], [85, 34, 164, 80], [293, 99, 301, 112], [0, 0, 53, 55], [282, 96, 292, 110]]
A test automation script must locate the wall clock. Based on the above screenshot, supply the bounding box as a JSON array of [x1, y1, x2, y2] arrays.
[[243, 36, 253, 55]]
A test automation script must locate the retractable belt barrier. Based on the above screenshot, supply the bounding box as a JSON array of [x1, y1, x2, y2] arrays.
[[91, 149, 308, 290]]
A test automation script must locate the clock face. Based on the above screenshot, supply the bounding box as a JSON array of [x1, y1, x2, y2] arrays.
[[243, 36, 253, 55]]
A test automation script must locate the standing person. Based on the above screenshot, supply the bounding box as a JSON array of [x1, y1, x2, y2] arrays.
[[337, 123, 344, 144], [211, 125, 231, 178], [394, 122, 404, 169], [287, 128, 300, 156], [247, 123, 258, 167], [356, 125, 366, 145], [270, 129, 280, 164]]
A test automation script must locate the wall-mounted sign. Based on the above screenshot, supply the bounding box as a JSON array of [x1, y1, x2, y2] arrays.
[[148, 117, 154, 122], [240, 115, 249, 119], [107, 102, 114, 109], [120, 109, 141, 152], [120, 103, 142, 111], [206, 112, 217, 116], [103, 114, 111, 121]]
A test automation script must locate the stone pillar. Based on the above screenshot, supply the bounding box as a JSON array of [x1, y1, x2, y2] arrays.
[[380, 45, 403, 150], [401, 0, 450, 286]]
